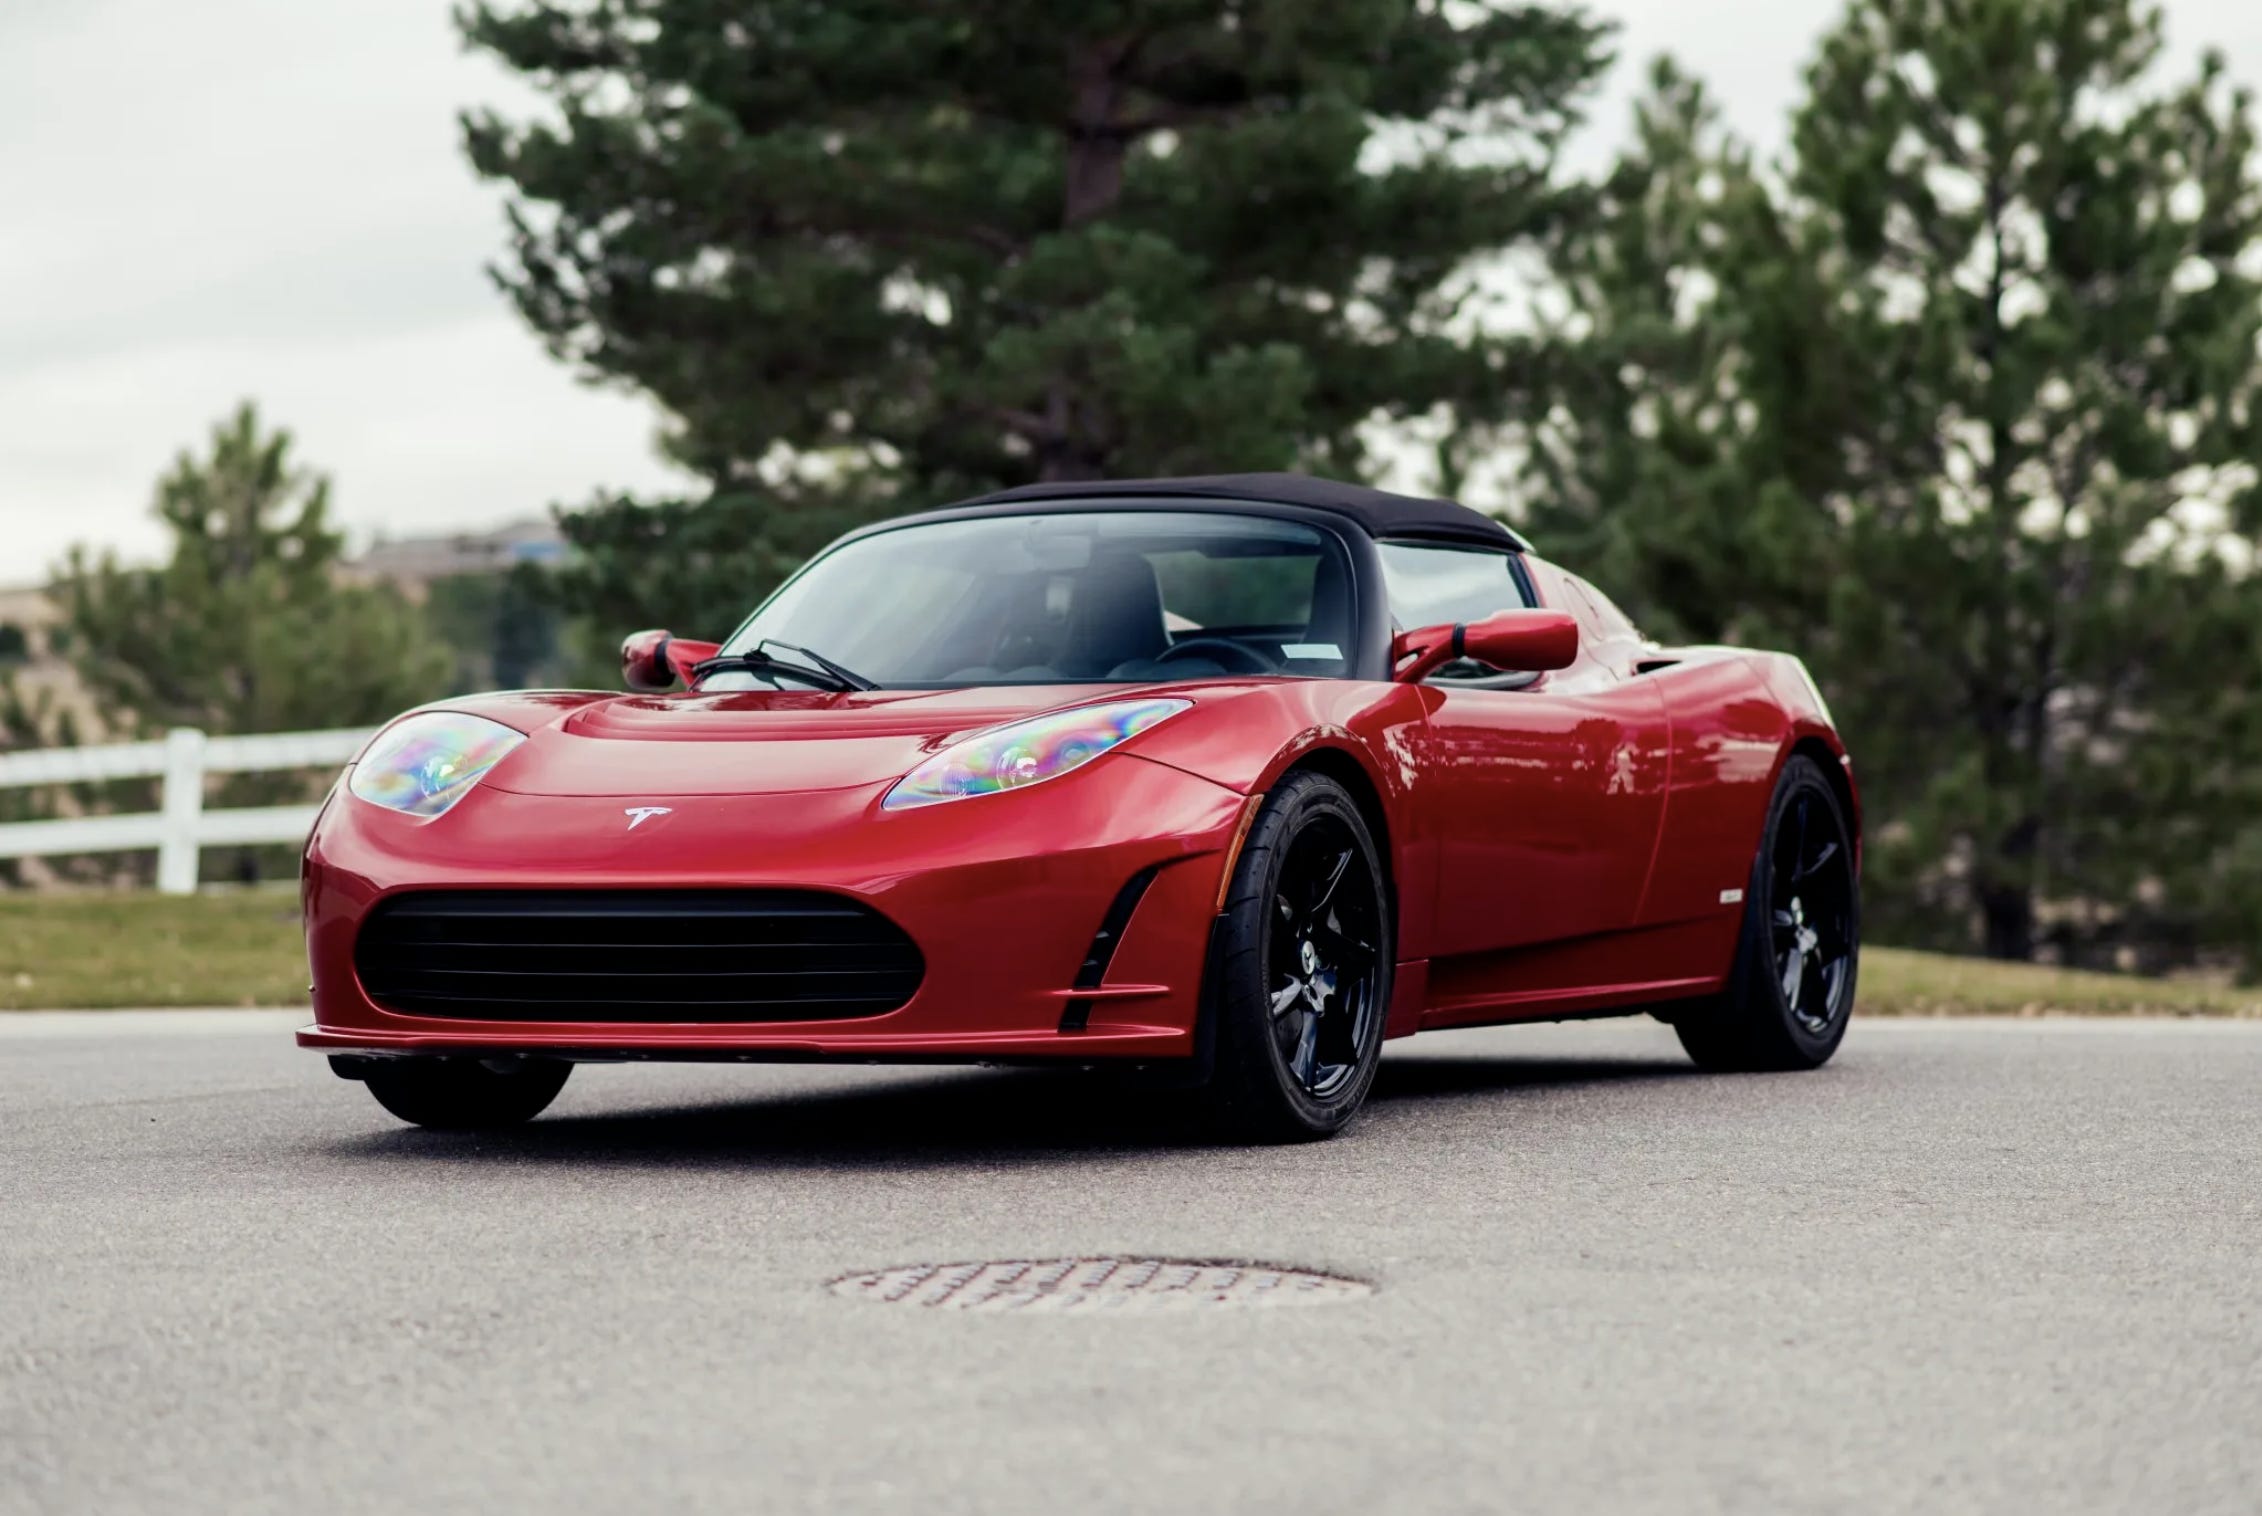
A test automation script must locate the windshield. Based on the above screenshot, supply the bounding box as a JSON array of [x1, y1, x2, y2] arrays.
[[710, 510, 1357, 689]]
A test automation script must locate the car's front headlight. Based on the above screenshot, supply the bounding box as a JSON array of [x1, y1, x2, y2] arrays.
[[347, 712, 526, 819], [883, 698, 1191, 811]]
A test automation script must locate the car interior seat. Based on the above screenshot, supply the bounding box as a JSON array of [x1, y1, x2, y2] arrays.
[[1060, 551, 1170, 678]]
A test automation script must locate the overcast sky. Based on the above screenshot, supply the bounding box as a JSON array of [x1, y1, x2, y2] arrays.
[[2, 0, 2255, 586]]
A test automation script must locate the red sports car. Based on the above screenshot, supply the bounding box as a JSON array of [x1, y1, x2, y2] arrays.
[[302, 474, 1859, 1140]]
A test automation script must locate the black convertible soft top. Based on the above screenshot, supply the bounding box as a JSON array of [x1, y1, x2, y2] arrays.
[[959, 472, 1531, 552]]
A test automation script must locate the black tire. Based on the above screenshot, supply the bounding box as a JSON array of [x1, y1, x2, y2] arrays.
[[1201, 771, 1393, 1142], [1676, 755, 1859, 1072], [361, 1057, 572, 1130]]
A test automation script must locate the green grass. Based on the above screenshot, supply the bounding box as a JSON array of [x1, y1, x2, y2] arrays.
[[0, 890, 309, 1011], [1858, 945, 2259, 1019], [0, 892, 2254, 1016]]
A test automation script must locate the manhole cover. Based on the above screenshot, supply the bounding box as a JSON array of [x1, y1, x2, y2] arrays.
[[829, 1258, 1372, 1313]]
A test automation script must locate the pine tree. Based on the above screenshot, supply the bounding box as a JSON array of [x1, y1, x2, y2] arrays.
[[1546, 1, 2262, 972], [1796, 0, 2262, 964], [539, 488, 876, 652], [1524, 60, 1856, 649], [460, 0, 1612, 628], [55, 403, 453, 740], [45, 404, 457, 883]]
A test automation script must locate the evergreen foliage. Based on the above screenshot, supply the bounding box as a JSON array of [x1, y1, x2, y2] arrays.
[[459, 0, 1614, 628], [1541, 1, 2262, 970], [52, 403, 454, 739]]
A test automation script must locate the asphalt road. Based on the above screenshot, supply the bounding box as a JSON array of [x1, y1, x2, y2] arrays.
[[2, 1013, 2257, 1516]]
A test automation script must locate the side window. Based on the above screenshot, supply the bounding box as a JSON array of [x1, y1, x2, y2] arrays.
[[1377, 541, 1535, 684], [1377, 542, 1530, 628], [1560, 576, 1648, 661], [1573, 579, 1641, 642], [1559, 581, 1608, 641]]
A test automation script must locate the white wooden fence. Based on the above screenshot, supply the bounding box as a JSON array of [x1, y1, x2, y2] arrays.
[[0, 727, 371, 894]]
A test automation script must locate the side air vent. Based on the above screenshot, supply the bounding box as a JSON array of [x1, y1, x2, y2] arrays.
[[355, 890, 923, 1023], [1059, 866, 1160, 1033]]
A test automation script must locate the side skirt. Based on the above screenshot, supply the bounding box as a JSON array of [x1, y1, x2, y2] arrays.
[[1417, 917, 1733, 1033]]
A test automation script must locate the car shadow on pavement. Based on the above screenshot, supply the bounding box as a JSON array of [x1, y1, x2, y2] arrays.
[[1373, 1052, 1697, 1102], [316, 1050, 1693, 1171]]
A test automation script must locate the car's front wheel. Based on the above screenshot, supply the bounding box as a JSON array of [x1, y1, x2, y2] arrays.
[[1202, 771, 1392, 1142], [356, 1056, 572, 1130], [1674, 754, 1859, 1071]]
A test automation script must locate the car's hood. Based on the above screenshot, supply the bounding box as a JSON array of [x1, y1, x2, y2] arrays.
[[481, 684, 1203, 797]]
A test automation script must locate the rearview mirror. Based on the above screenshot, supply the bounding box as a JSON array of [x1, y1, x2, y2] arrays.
[[1392, 610, 1579, 684], [620, 630, 722, 692]]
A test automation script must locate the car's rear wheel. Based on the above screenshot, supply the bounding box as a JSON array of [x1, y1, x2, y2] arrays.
[[1202, 771, 1392, 1142], [1675, 755, 1859, 1071], [358, 1056, 572, 1130]]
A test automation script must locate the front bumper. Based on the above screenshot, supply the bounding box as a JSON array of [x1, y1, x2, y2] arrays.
[[299, 754, 1247, 1061]]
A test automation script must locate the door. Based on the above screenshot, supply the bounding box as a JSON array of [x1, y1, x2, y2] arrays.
[[1385, 545, 1670, 959]]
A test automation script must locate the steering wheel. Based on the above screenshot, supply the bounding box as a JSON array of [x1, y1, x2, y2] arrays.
[[1152, 637, 1276, 675]]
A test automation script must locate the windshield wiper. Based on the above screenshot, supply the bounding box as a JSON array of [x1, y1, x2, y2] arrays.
[[690, 640, 877, 693], [761, 640, 877, 691]]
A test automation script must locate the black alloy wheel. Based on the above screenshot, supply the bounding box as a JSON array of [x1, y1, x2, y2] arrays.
[[1266, 814, 1386, 1099], [1769, 783, 1857, 1039], [1676, 754, 1859, 1071], [1204, 771, 1392, 1140]]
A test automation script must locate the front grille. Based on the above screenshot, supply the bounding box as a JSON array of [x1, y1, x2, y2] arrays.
[[355, 890, 923, 1022]]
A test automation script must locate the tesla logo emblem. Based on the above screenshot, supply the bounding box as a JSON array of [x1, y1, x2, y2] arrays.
[[624, 806, 673, 831]]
